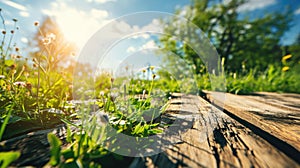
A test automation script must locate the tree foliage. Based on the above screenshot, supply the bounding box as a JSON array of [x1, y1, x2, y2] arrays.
[[159, 0, 293, 72]]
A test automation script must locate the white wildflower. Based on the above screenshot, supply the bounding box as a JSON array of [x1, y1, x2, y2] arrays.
[[13, 81, 26, 87], [42, 33, 56, 45]]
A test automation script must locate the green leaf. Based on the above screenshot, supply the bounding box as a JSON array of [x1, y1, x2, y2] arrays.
[[132, 122, 141, 135], [0, 151, 20, 168], [150, 123, 159, 127], [47, 133, 62, 166], [0, 107, 13, 141], [62, 149, 74, 160], [4, 60, 14, 67], [148, 129, 163, 135], [66, 125, 72, 143], [63, 160, 80, 168]]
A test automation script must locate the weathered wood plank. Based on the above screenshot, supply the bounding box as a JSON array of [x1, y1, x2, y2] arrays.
[[204, 91, 300, 153], [131, 94, 299, 167], [0, 124, 67, 167]]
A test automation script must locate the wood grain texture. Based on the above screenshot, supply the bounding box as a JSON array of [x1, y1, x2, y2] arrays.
[[204, 91, 300, 153], [131, 94, 299, 168]]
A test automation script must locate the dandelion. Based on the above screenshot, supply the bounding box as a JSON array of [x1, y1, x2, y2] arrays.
[[150, 66, 155, 71], [221, 57, 225, 67], [34, 21, 39, 26], [282, 54, 292, 62], [282, 66, 289, 72], [14, 81, 26, 87]]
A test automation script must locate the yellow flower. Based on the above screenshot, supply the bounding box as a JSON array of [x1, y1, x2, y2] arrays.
[[282, 54, 292, 62], [150, 66, 155, 71], [282, 66, 289, 72]]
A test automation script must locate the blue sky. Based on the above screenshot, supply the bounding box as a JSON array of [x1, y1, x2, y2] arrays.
[[1, 0, 300, 46], [1, 0, 300, 71]]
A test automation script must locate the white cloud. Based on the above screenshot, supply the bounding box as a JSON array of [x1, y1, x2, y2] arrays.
[[21, 37, 28, 43], [126, 40, 158, 53], [141, 40, 157, 50], [126, 46, 136, 53], [131, 33, 150, 39], [295, 8, 300, 15], [19, 11, 29, 17], [91, 9, 109, 18], [1, 0, 27, 11], [141, 19, 161, 32], [237, 0, 277, 12], [86, 0, 116, 4]]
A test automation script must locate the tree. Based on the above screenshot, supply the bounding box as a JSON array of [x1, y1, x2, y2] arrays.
[[288, 33, 300, 67], [159, 0, 293, 72]]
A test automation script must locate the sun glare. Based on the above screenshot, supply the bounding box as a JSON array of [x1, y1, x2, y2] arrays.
[[45, 4, 109, 50]]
